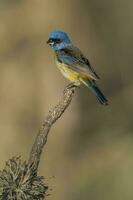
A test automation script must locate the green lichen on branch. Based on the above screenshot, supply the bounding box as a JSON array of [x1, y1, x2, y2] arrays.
[[0, 157, 48, 200]]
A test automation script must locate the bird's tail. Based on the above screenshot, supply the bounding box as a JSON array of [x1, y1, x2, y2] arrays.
[[80, 78, 108, 105]]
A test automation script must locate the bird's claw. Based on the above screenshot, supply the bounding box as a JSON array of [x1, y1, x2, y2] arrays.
[[64, 82, 77, 93]]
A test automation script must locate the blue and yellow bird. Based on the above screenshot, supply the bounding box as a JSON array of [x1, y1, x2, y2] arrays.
[[47, 30, 108, 105]]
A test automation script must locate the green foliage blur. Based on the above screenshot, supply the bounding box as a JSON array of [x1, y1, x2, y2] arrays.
[[0, 0, 133, 199]]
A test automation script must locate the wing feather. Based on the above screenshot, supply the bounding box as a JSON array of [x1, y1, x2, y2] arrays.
[[56, 46, 100, 80]]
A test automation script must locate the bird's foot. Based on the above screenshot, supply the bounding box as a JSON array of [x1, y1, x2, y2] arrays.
[[64, 82, 78, 93], [66, 82, 77, 89]]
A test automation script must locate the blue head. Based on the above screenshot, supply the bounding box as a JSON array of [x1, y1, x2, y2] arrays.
[[47, 30, 72, 51]]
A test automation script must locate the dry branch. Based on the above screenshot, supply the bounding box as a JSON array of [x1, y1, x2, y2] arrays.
[[0, 85, 77, 200]]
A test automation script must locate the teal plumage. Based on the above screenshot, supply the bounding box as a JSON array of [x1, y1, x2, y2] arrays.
[[80, 79, 108, 105]]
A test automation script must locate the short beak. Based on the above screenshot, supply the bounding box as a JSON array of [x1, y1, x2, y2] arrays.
[[47, 38, 53, 44], [46, 39, 50, 44]]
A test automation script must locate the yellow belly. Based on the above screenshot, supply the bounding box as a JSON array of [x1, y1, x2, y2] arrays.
[[56, 61, 80, 82]]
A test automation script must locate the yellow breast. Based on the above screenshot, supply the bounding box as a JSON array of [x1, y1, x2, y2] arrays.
[[56, 60, 80, 82]]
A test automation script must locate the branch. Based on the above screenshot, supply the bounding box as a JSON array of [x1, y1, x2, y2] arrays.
[[0, 85, 77, 200], [28, 85, 77, 169]]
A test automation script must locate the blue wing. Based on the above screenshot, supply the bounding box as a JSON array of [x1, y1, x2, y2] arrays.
[[56, 46, 100, 80]]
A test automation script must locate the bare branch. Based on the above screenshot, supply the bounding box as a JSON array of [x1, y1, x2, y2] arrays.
[[0, 85, 77, 200], [28, 85, 77, 170]]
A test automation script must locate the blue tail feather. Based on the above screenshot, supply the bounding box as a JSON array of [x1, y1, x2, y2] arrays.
[[80, 79, 108, 105]]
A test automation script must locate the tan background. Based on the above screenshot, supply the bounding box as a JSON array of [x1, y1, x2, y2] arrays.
[[0, 0, 133, 199]]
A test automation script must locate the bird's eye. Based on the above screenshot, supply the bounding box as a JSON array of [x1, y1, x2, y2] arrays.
[[47, 38, 62, 45], [53, 38, 61, 44]]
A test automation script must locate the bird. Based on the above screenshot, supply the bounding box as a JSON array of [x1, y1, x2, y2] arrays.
[[47, 30, 108, 105]]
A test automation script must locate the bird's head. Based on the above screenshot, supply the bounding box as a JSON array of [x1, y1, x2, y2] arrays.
[[47, 30, 72, 51]]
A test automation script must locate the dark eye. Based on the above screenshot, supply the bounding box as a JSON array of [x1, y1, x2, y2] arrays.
[[47, 38, 61, 44], [47, 38, 62, 45], [53, 38, 61, 44]]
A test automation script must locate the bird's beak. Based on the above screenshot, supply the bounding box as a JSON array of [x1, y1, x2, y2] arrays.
[[46, 39, 50, 44], [46, 38, 53, 45]]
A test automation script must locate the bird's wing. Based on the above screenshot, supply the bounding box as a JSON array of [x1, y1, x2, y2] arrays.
[[56, 46, 100, 80]]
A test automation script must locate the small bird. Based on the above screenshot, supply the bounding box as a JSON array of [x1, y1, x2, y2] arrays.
[[47, 30, 108, 105]]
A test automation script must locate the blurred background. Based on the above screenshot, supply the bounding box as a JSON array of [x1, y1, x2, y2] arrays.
[[0, 0, 133, 199]]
